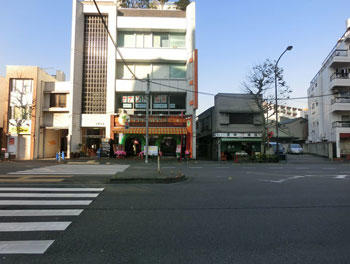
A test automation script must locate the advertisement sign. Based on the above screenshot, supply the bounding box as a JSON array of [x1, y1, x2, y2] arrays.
[[144, 146, 158, 156]]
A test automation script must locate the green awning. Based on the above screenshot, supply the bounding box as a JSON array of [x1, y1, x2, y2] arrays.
[[221, 138, 262, 142]]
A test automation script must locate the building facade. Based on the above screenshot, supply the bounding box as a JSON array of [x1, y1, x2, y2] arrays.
[[0, 76, 6, 153], [197, 94, 263, 161], [307, 19, 350, 158], [2, 66, 70, 160], [69, 0, 197, 158], [267, 103, 306, 122]]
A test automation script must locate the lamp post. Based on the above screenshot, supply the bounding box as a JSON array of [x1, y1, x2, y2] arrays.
[[275, 45, 293, 157]]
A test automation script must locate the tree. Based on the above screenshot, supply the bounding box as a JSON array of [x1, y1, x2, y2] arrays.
[[119, 0, 150, 8], [8, 78, 35, 158], [242, 59, 292, 154], [149, 0, 168, 9], [175, 0, 191, 11]]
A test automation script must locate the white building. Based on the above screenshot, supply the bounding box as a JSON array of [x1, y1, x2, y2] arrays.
[[267, 103, 306, 122], [307, 19, 350, 158], [69, 0, 197, 158]]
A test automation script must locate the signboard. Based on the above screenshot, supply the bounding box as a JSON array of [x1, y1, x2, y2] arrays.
[[100, 139, 110, 157], [153, 104, 168, 109], [122, 96, 134, 103], [135, 103, 146, 109], [135, 96, 145, 103], [213, 133, 262, 138], [144, 146, 158, 156], [122, 103, 133, 109]]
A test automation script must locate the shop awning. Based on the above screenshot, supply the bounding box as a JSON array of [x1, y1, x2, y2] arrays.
[[113, 127, 187, 135]]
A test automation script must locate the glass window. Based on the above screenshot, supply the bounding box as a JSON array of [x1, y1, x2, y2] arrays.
[[144, 34, 152, 48], [117, 63, 134, 79], [152, 64, 169, 79], [153, 33, 169, 48], [153, 95, 168, 109], [50, 94, 66, 108], [23, 80, 33, 93], [136, 33, 144, 48], [169, 94, 186, 109], [123, 32, 135, 48], [170, 33, 185, 48], [170, 65, 186, 79], [135, 64, 151, 79]]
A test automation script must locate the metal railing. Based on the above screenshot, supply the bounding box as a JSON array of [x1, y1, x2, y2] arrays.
[[330, 72, 350, 81], [333, 121, 350, 128], [331, 97, 350, 104], [330, 49, 348, 58]]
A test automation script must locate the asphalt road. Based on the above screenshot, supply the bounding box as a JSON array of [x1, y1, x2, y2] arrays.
[[1, 156, 350, 263]]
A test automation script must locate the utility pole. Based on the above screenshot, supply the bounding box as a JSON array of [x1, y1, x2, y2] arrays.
[[145, 74, 150, 164]]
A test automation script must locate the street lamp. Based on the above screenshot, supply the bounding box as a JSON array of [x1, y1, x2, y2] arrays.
[[275, 45, 293, 158]]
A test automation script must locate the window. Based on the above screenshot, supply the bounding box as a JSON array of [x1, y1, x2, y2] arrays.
[[10, 106, 31, 120], [118, 32, 186, 49], [169, 94, 186, 109], [135, 64, 151, 79], [117, 63, 186, 80], [228, 113, 254, 124], [170, 33, 185, 48], [153, 33, 169, 48], [170, 65, 186, 79], [118, 32, 135, 47], [152, 64, 170, 79], [50, 94, 66, 108], [153, 95, 168, 109]]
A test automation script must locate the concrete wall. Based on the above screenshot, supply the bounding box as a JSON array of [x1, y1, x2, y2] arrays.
[[304, 142, 332, 158]]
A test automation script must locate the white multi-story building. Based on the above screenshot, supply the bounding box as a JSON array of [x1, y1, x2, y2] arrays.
[[267, 103, 306, 122], [307, 19, 350, 158], [69, 0, 197, 158]]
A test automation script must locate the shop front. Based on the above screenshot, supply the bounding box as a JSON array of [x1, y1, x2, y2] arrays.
[[81, 128, 105, 157], [214, 133, 262, 161], [110, 115, 193, 158]]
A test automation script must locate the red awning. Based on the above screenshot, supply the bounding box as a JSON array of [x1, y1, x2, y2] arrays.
[[113, 127, 187, 135]]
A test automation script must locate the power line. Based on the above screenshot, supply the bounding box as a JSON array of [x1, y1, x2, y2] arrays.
[[91, 0, 338, 105]]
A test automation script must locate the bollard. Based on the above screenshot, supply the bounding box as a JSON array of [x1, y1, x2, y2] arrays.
[[56, 152, 59, 162], [61, 152, 65, 161], [157, 154, 161, 174]]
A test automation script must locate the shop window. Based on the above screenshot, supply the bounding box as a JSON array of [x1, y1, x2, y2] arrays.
[[229, 113, 254, 124], [152, 64, 170, 79], [169, 94, 186, 109], [153, 95, 168, 109], [50, 94, 66, 108]]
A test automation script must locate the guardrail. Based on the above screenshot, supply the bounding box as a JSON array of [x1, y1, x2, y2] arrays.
[[330, 72, 350, 81], [332, 121, 350, 128], [331, 97, 350, 104]]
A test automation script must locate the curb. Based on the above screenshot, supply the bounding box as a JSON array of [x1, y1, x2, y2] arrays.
[[109, 174, 187, 184]]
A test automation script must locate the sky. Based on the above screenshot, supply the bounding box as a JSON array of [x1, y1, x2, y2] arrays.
[[0, 0, 349, 114]]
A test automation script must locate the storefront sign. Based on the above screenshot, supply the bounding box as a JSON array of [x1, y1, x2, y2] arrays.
[[153, 103, 168, 109], [213, 133, 262, 138], [144, 146, 158, 156], [135, 103, 146, 109], [122, 103, 133, 109]]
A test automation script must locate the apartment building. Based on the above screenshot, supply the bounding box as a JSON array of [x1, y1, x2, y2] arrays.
[[307, 19, 350, 158], [69, 0, 197, 158], [2, 66, 70, 159], [197, 94, 263, 161], [267, 103, 306, 122]]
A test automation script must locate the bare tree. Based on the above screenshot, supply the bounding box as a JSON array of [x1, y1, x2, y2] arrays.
[[8, 78, 35, 157], [242, 59, 292, 154]]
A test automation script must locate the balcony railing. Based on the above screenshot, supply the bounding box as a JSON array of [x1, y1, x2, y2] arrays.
[[331, 49, 348, 58], [331, 97, 350, 104], [333, 121, 350, 128], [330, 72, 350, 81]]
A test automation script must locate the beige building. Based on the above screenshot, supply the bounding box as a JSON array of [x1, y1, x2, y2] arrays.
[[0, 76, 6, 153], [2, 66, 70, 159]]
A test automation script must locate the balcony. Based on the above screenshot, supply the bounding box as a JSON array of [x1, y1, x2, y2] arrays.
[[333, 121, 350, 128], [330, 72, 350, 89], [328, 49, 350, 67], [330, 97, 350, 112]]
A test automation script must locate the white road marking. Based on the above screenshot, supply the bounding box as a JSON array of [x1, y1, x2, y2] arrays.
[[0, 200, 92, 205], [0, 240, 54, 254], [0, 222, 71, 232], [335, 175, 348, 179], [263, 176, 305, 183], [0, 188, 104, 192], [8, 165, 129, 175], [0, 210, 83, 217], [0, 193, 98, 198]]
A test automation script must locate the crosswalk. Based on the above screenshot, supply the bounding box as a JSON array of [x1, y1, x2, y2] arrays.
[[0, 186, 104, 254]]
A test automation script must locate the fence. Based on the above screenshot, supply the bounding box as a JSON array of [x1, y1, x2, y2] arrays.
[[303, 142, 333, 159]]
